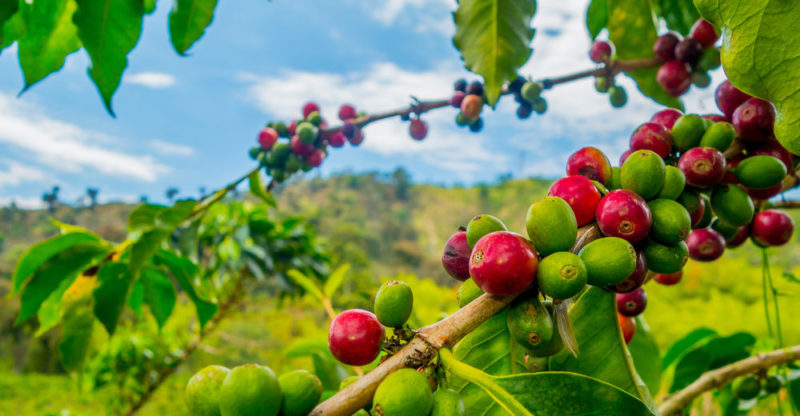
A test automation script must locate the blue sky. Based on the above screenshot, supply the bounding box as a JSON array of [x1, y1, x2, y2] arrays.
[[0, 0, 729, 207]]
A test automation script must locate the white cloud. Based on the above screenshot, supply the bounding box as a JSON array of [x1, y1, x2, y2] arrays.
[[149, 139, 195, 156], [125, 72, 177, 89], [0, 93, 169, 182], [0, 160, 46, 187]]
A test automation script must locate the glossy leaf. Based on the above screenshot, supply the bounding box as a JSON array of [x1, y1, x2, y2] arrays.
[[93, 261, 133, 335], [59, 275, 96, 372], [607, 0, 683, 109], [323, 264, 350, 298], [157, 199, 196, 229], [12, 231, 102, 294], [128, 280, 144, 318], [662, 327, 717, 369], [17, 0, 81, 89], [248, 170, 277, 207], [669, 332, 755, 392], [0, 0, 19, 48], [73, 0, 144, 115], [35, 276, 75, 336], [169, 0, 218, 55], [695, 0, 800, 154], [129, 229, 169, 276], [286, 269, 323, 301], [155, 249, 217, 328], [628, 316, 661, 396], [549, 287, 656, 411], [141, 267, 176, 329], [16, 243, 112, 325], [655, 0, 700, 35], [452, 0, 536, 105], [789, 370, 800, 412], [586, 0, 608, 39], [128, 204, 168, 232]]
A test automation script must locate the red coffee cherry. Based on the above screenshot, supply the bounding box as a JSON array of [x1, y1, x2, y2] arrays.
[[547, 175, 602, 226], [442, 230, 471, 281], [654, 270, 683, 285], [678, 147, 726, 188], [618, 314, 636, 344], [686, 228, 726, 261], [258, 127, 279, 150], [657, 61, 691, 97], [469, 231, 538, 296], [338, 104, 357, 121], [690, 19, 719, 47], [409, 119, 428, 141], [732, 98, 776, 143], [653, 33, 680, 61], [651, 108, 683, 130], [617, 288, 647, 317], [596, 190, 653, 244], [566, 146, 613, 185], [715, 80, 752, 118], [328, 309, 384, 366], [629, 122, 673, 159], [590, 40, 613, 63], [302, 102, 320, 118], [751, 209, 794, 246]]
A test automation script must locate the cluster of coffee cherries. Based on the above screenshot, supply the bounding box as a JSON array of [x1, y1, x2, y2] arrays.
[[249, 102, 367, 183], [654, 19, 721, 96], [508, 76, 548, 119], [732, 373, 783, 403], [184, 362, 323, 416], [588, 42, 628, 108], [326, 281, 467, 416], [449, 79, 487, 132]]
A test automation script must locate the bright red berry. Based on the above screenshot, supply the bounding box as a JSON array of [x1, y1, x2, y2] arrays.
[[547, 175, 602, 226], [469, 231, 538, 296], [686, 228, 726, 261], [258, 127, 279, 150], [657, 61, 692, 97], [590, 41, 613, 63], [596, 190, 653, 244], [302, 102, 320, 118], [690, 19, 719, 47], [678, 147, 726, 188], [630, 122, 673, 159], [654, 270, 683, 285], [618, 314, 636, 344], [566, 146, 613, 185], [307, 149, 325, 167], [338, 104, 357, 121], [328, 309, 384, 366], [752, 209, 794, 246], [732, 98, 776, 143], [715, 80, 752, 118], [409, 119, 428, 140], [653, 33, 680, 61], [617, 288, 647, 317], [290, 135, 315, 157], [328, 132, 347, 148], [442, 230, 471, 281], [651, 108, 684, 130]]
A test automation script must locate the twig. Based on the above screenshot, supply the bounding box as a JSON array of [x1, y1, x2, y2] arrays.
[[773, 200, 800, 209], [658, 345, 800, 415]]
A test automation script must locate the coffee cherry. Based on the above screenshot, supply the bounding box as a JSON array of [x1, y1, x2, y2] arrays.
[[654, 33, 680, 61], [469, 118, 484, 132], [678, 147, 726, 188], [374, 281, 413, 328], [454, 79, 467, 92], [278, 370, 323, 416], [734, 376, 761, 400], [596, 189, 652, 243], [469, 231, 538, 296], [455, 112, 474, 126], [273, 121, 290, 138], [579, 237, 637, 286], [697, 48, 721, 71], [466, 214, 508, 248], [654, 270, 683, 285], [595, 76, 610, 92], [764, 376, 782, 394], [619, 149, 632, 165], [186, 365, 230, 416], [373, 369, 433, 416], [409, 119, 428, 140], [686, 228, 726, 261], [466, 81, 484, 96], [517, 101, 533, 119], [703, 114, 729, 123], [432, 388, 466, 416], [735, 155, 787, 189], [450, 91, 465, 108], [695, 194, 713, 229], [648, 199, 692, 244], [529, 300, 565, 357], [508, 76, 526, 94], [657, 166, 687, 200], [460, 94, 483, 119], [643, 239, 689, 273], [671, 114, 706, 151], [442, 230, 471, 281], [220, 364, 281, 416], [302, 102, 320, 118], [732, 97, 776, 143], [328, 309, 384, 366], [307, 149, 325, 167], [608, 85, 627, 107], [618, 314, 636, 344], [507, 295, 555, 349], [296, 122, 317, 144], [306, 111, 323, 126], [547, 175, 602, 226], [457, 278, 484, 307], [328, 132, 347, 148], [726, 225, 750, 248], [699, 121, 735, 151], [249, 147, 262, 161], [349, 128, 364, 146], [674, 38, 703, 66], [690, 19, 719, 47], [339, 104, 357, 121], [521, 81, 544, 102], [691, 71, 711, 88], [525, 196, 578, 256], [341, 121, 356, 139], [290, 135, 315, 157], [258, 128, 279, 150], [621, 149, 666, 200], [751, 138, 795, 172], [608, 249, 647, 293], [715, 80, 752, 118], [566, 146, 613, 185], [537, 251, 588, 299], [617, 288, 647, 317], [630, 122, 673, 159], [711, 184, 754, 227], [657, 61, 691, 96], [752, 209, 794, 246], [532, 98, 547, 114], [590, 40, 613, 63], [651, 108, 684, 130]]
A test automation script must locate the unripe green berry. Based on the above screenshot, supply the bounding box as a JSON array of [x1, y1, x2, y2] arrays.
[[595, 77, 610, 93], [373, 369, 433, 416], [609, 86, 627, 107], [374, 281, 413, 328], [458, 279, 484, 307], [185, 365, 230, 416], [278, 370, 322, 416], [521, 81, 543, 102], [296, 122, 318, 144], [306, 111, 323, 126]]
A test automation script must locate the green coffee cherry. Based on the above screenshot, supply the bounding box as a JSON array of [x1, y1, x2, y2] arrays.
[[764, 375, 782, 394], [507, 295, 554, 349], [735, 155, 787, 189], [525, 197, 577, 256], [671, 114, 706, 151], [529, 300, 564, 357], [431, 388, 466, 416], [643, 239, 688, 274], [458, 279, 484, 307], [466, 214, 508, 247], [699, 121, 735, 151], [595, 77, 610, 93], [657, 166, 686, 200], [648, 199, 692, 244], [185, 365, 230, 416], [521, 81, 543, 102], [579, 237, 637, 286], [621, 150, 666, 200], [373, 369, 433, 416], [296, 122, 318, 144], [219, 364, 281, 416], [734, 376, 761, 400], [711, 184, 754, 226], [608, 85, 627, 107], [537, 252, 588, 299], [374, 281, 413, 328], [278, 370, 322, 416]]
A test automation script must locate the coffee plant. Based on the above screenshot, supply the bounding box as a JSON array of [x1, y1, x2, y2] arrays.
[[5, 0, 800, 415]]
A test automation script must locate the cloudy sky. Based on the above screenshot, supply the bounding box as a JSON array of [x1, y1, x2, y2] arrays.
[[0, 0, 728, 208]]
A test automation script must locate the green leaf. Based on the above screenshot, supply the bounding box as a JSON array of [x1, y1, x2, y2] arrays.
[[549, 287, 656, 411], [323, 264, 350, 298], [12, 231, 102, 295], [141, 267, 176, 329], [452, 0, 536, 105], [35, 276, 75, 336], [655, 0, 700, 35], [129, 229, 169, 277], [129, 204, 168, 232], [59, 275, 96, 372], [607, 0, 683, 109], [157, 199, 196, 229], [0, 0, 19, 50], [248, 170, 277, 207], [17, 0, 81, 90], [168, 0, 218, 55], [586, 0, 608, 39], [285, 338, 348, 390], [144, 0, 156, 14], [450, 311, 530, 415], [73, 0, 144, 115], [286, 269, 323, 301], [788, 370, 800, 412], [669, 332, 755, 392], [176, 218, 201, 262], [155, 249, 217, 328], [662, 327, 717, 369], [128, 280, 143, 318], [628, 316, 661, 396], [16, 244, 112, 325], [93, 261, 133, 335], [695, 0, 800, 154]]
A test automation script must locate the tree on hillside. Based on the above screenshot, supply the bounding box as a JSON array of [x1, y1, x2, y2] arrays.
[[86, 188, 99, 210], [41, 186, 59, 214], [391, 167, 411, 200], [165, 187, 179, 202]]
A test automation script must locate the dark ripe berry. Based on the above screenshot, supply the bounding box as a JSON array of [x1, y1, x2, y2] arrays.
[[469, 231, 538, 296], [466, 81, 484, 96], [307, 149, 325, 167], [608, 249, 647, 293], [349, 128, 364, 146], [678, 147, 726, 188], [726, 224, 750, 248], [654, 270, 683, 285], [657, 61, 692, 97], [566, 146, 613, 185], [752, 138, 795, 172], [651, 108, 684, 130], [290, 135, 315, 157], [258, 127, 279, 150], [702, 114, 729, 123], [339, 104, 357, 121], [342, 121, 356, 139], [619, 149, 632, 165], [302, 102, 320, 118], [442, 230, 471, 281], [687, 228, 726, 261], [328, 309, 384, 366], [715, 80, 752, 118], [732, 98, 776, 143], [746, 183, 782, 200], [590, 40, 613, 63], [616, 288, 647, 317], [596, 189, 653, 243], [328, 132, 347, 148], [454, 78, 467, 92], [547, 175, 602, 226], [630, 122, 673, 159], [752, 209, 794, 246], [508, 76, 526, 93], [653, 33, 680, 61], [517, 101, 533, 119], [450, 91, 466, 108], [461, 94, 484, 119], [690, 19, 719, 47], [409, 119, 428, 140], [618, 314, 636, 344], [469, 118, 484, 132], [674, 38, 703, 66], [400, 113, 410, 121]]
